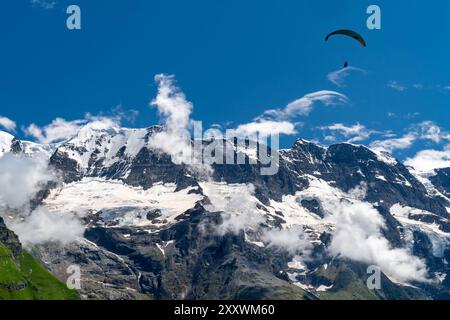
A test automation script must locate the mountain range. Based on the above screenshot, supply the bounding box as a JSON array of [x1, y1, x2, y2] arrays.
[[1, 125, 450, 300]]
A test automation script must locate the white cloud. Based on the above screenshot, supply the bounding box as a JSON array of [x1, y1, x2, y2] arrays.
[[203, 183, 265, 236], [293, 179, 430, 283], [308, 182, 430, 283], [30, 0, 57, 9], [407, 112, 421, 119], [148, 74, 210, 175], [387, 81, 407, 92], [417, 121, 443, 144], [405, 145, 450, 172], [0, 152, 84, 246], [0, 153, 53, 209], [370, 133, 417, 153], [258, 91, 348, 121], [0, 116, 16, 132], [388, 112, 421, 119], [231, 120, 297, 138], [25, 118, 85, 144], [9, 206, 83, 246], [151, 74, 192, 132], [228, 90, 348, 140], [326, 198, 429, 283], [387, 82, 450, 93], [320, 123, 374, 143], [24, 115, 120, 144], [262, 225, 312, 256], [327, 67, 366, 87], [148, 74, 192, 166], [107, 105, 140, 124], [203, 182, 313, 258], [369, 122, 448, 154], [387, 112, 397, 118]]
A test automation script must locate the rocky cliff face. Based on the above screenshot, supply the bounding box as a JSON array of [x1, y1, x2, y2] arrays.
[[0, 217, 21, 257], [430, 168, 450, 198], [3, 127, 450, 300]]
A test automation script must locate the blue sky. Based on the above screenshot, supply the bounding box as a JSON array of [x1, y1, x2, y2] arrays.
[[1, 0, 450, 166]]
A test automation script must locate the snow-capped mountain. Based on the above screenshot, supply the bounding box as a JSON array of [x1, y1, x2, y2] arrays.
[[0, 131, 56, 158], [52, 125, 159, 177], [0, 131, 14, 156], [2, 126, 450, 300]]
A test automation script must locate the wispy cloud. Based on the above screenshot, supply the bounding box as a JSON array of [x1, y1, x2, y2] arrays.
[[258, 91, 348, 121], [230, 120, 297, 138], [148, 74, 193, 166], [0, 116, 16, 133], [10, 206, 83, 246], [228, 90, 348, 139], [370, 133, 417, 153], [0, 153, 52, 209], [30, 0, 57, 10], [22, 105, 139, 144], [204, 182, 312, 257], [387, 80, 407, 92], [24, 118, 85, 144], [387, 112, 420, 119], [388, 81, 450, 94], [0, 152, 84, 246], [418, 121, 443, 143], [327, 67, 366, 87], [319, 122, 375, 143], [148, 74, 211, 175], [405, 145, 450, 172], [24, 114, 121, 144], [369, 121, 449, 153]]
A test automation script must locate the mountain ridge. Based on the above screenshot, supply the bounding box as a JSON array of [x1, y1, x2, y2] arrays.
[[1, 126, 450, 299]]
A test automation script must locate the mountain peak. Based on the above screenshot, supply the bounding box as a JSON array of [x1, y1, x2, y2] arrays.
[[0, 130, 14, 142], [0, 130, 14, 155], [294, 138, 314, 146]]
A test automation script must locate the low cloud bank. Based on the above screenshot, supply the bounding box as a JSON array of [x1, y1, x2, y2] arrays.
[[204, 179, 430, 284], [203, 183, 265, 236], [9, 206, 84, 246], [203, 182, 313, 258], [405, 145, 450, 172], [323, 183, 429, 284], [0, 153, 83, 246]]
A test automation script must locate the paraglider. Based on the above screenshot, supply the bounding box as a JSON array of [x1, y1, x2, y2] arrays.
[[325, 29, 366, 47], [325, 29, 366, 69]]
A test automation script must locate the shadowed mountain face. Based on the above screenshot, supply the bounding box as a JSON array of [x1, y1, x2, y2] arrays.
[[430, 168, 450, 198], [2, 127, 450, 300], [0, 217, 21, 257]]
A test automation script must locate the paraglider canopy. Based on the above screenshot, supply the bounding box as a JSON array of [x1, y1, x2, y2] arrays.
[[325, 29, 366, 47]]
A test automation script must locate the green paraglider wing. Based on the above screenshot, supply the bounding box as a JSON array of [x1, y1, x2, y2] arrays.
[[325, 29, 366, 47]]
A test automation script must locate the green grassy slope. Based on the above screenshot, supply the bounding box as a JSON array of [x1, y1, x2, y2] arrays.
[[315, 261, 428, 300], [0, 244, 79, 300]]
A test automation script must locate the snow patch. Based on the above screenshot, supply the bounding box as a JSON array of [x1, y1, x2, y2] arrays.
[[0, 131, 13, 157], [43, 178, 202, 227], [58, 127, 147, 172], [316, 284, 333, 292]]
